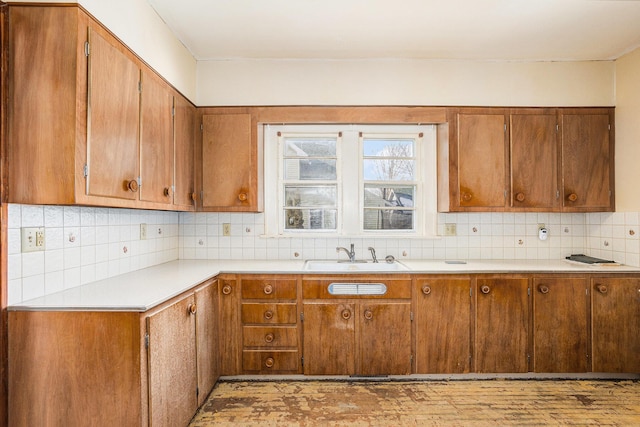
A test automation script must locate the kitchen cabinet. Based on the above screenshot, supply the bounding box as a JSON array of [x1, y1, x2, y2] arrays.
[[532, 277, 588, 373], [195, 280, 220, 406], [6, 4, 194, 211], [201, 113, 263, 212], [218, 275, 242, 375], [139, 68, 174, 205], [302, 276, 412, 376], [8, 279, 218, 427], [415, 276, 472, 373], [560, 108, 615, 212], [591, 277, 640, 373], [240, 276, 300, 374], [174, 95, 197, 209], [475, 277, 530, 373]]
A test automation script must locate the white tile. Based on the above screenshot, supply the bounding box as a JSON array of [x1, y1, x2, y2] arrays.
[[46, 227, 64, 250], [45, 249, 64, 273], [21, 205, 44, 227], [44, 206, 64, 227], [64, 227, 81, 247], [63, 206, 81, 227], [8, 279, 22, 305], [64, 247, 82, 269], [7, 204, 22, 228], [22, 274, 45, 301], [63, 267, 81, 289], [45, 271, 64, 295], [80, 207, 96, 226], [8, 229, 21, 254], [8, 254, 22, 280], [22, 252, 45, 277]]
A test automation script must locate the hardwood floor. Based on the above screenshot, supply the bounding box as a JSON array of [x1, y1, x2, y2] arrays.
[[189, 379, 640, 426]]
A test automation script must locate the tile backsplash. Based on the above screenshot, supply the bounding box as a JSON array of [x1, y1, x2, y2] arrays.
[[8, 205, 640, 304]]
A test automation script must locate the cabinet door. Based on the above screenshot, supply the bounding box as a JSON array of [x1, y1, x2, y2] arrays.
[[560, 109, 614, 211], [592, 278, 640, 373], [219, 278, 242, 375], [86, 27, 140, 200], [533, 277, 588, 373], [415, 278, 471, 373], [202, 114, 260, 211], [174, 95, 196, 208], [476, 278, 529, 373], [140, 69, 174, 204], [360, 302, 412, 375], [510, 112, 559, 210], [457, 112, 508, 209], [302, 302, 356, 375], [195, 280, 219, 406], [147, 294, 197, 427]]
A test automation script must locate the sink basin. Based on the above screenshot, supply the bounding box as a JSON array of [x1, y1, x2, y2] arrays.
[[303, 260, 409, 272]]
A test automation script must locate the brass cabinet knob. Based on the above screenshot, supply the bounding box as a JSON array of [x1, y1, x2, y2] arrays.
[[263, 284, 273, 295], [163, 187, 171, 197], [538, 285, 550, 294], [567, 193, 578, 202], [515, 192, 526, 202], [187, 303, 197, 315], [264, 357, 275, 368], [596, 284, 608, 294], [481, 285, 491, 294], [364, 309, 373, 320], [264, 333, 275, 343], [127, 179, 139, 192], [461, 192, 473, 203], [341, 309, 352, 320], [222, 285, 232, 295], [238, 192, 248, 202], [190, 192, 198, 201], [264, 310, 274, 320], [422, 285, 431, 295]]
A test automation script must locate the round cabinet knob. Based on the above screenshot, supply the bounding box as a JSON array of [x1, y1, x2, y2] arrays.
[[596, 284, 608, 294], [341, 309, 352, 320], [163, 187, 171, 197], [481, 285, 491, 294], [263, 284, 273, 295], [222, 285, 232, 295], [515, 192, 526, 202], [422, 285, 432, 295], [127, 179, 139, 193], [188, 303, 197, 315], [364, 309, 373, 320], [264, 333, 275, 343], [538, 285, 550, 294], [567, 193, 578, 202], [461, 192, 473, 203], [264, 310, 274, 320], [264, 357, 275, 368], [238, 192, 248, 202], [190, 192, 198, 201]]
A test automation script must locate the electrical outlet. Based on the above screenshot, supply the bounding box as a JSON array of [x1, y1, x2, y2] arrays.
[[223, 223, 231, 236], [444, 223, 457, 236], [22, 227, 45, 252], [140, 223, 147, 240]]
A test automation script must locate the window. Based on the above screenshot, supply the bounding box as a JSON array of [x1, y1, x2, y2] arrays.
[[264, 124, 436, 237]]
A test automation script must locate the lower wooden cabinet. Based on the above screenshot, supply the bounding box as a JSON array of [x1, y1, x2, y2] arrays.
[[475, 277, 530, 373], [415, 276, 472, 373], [591, 277, 640, 373], [8, 279, 219, 427], [532, 277, 588, 373]]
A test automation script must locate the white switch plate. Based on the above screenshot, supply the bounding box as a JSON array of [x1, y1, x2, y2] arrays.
[[22, 227, 45, 252], [140, 223, 147, 240]]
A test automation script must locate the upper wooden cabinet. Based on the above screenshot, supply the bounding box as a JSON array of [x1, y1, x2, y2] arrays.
[[200, 112, 263, 212], [6, 5, 195, 211], [439, 107, 613, 212], [174, 96, 197, 209]]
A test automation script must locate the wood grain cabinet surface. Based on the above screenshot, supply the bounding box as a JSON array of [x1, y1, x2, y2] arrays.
[[8, 279, 218, 427], [6, 4, 195, 211]]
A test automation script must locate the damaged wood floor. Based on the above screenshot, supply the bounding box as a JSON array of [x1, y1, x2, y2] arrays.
[[189, 379, 640, 426]]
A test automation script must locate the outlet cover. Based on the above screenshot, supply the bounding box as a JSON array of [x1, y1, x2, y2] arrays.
[[444, 223, 457, 236], [222, 223, 231, 236], [140, 223, 147, 240], [22, 227, 45, 252]]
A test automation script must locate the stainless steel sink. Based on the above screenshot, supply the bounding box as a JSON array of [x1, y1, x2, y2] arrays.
[[303, 259, 409, 272]]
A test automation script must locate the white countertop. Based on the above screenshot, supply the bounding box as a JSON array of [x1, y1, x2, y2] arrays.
[[9, 259, 640, 311]]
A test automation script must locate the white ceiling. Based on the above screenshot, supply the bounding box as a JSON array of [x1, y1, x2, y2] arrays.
[[148, 0, 640, 61]]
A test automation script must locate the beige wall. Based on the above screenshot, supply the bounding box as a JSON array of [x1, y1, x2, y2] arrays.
[[196, 58, 615, 107], [6, 0, 198, 101], [614, 47, 640, 212]]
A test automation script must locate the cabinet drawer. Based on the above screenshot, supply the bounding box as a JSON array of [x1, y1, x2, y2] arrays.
[[242, 350, 299, 373], [241, 278, 297, 300], [241, 303, 298, 324], [243, 326, 298, 348], [302, 278, 412, 299]]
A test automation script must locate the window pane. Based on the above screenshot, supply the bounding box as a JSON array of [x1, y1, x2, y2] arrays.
[[363, 209, 413, 230], [285, 208, 337, 230], [285, 185, 336, 207], [363, 138, 414, 157], [284, 159, 337, 180], [364, 186, 414, 208], [363, 159, 415, 181], [284, 137, 336, 157]]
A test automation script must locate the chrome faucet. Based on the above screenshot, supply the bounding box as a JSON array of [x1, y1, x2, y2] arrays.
[[336, 243, 356, 262], [368, 247, 378, 263]]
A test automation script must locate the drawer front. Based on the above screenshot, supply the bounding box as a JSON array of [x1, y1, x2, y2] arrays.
[[243, 326, 298, 348], [242, 350, 299, 373], [241, 279, 297, 300], [302, 278, 412, 299], [241, 303, 298, 324]]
